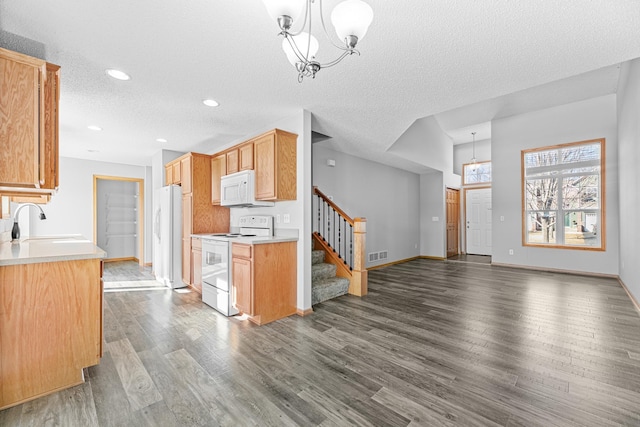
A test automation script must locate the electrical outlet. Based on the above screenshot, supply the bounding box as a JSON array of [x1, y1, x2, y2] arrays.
[[283, 213, 290, 223], [276, 214, 281, 223], [509, 249, 514, 255], [414, 243, 418, 249], [432, 216, 439, 222], [500, 216, 505, 222]]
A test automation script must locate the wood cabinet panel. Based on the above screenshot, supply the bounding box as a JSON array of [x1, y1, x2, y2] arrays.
[[210, 154, 226, 205], [42, 63, 60, 190], [232, 255, 253, 315], [226, 149, 239, 175], [173, 161, 182, 186], [0, 48, 45, 188], [239, 143, 254, 170], [254, 129, 297, 201], [0, 258, 102, 409], [192, 238, 202, 294], [180, 156, 191, 193], [165, 164, 173, 186], [231, 241, 296, 325], [182, 239, 191, 285]]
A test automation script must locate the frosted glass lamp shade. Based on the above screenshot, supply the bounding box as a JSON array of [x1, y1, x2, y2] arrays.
[[331, 0, 374, 41], [262, 0, 305, 22], [282, 32, 319, 66]]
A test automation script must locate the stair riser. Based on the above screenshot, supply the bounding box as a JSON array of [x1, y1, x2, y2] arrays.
[[312, 281, 350, 305], [312, 263, 337, 281], [312, 250, 325, 265]]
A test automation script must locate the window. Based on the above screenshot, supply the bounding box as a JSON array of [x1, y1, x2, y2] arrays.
[[522, 139, 605, 250], [463, 161, 492, 185]]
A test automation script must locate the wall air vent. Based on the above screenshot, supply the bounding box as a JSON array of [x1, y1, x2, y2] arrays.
[[379, 250, 388, 260], [368, 252, 379, 262]]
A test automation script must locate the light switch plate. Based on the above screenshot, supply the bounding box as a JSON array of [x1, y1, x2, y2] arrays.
[[283, 213, 290, 223]]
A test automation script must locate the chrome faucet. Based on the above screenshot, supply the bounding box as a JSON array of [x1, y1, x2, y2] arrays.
[[12, 203, 47, 241]]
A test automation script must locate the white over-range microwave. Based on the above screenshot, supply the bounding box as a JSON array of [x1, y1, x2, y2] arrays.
[[220, 170, 274, 208]]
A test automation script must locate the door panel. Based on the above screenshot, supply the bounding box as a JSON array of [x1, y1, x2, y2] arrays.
[[446, 188, 460, 258], [466, 188, 492, 255]]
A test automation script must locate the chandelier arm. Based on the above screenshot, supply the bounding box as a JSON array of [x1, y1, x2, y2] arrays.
[[288, 0, 312, 37], [318, 0, 351, 51], [318, 50, 354, 68], [284, 34, 311, 64]]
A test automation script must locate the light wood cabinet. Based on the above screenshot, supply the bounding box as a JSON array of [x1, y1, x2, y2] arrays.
[[192, 238, 202, 294], [0, 258, 102, 410], [173, 161, 182, 186], [239, 143, 254, 171], [226, 149, 239, 175], [231, 241, 296, 325], [165, 164, 173, 185], [166, 152, 230, 286], [253, 129, 297, 201], [210, 154, 226, 205], [0, 48, 59, 194]]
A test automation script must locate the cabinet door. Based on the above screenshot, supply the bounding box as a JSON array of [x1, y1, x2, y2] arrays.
[[210, 154, 226, 205], [226, 149, 239, 175], [182, 239, 191, 285], [232, 256, 253, 315], [42, 63, 60, 190], [254, 133, 276, 200], [165, 164, 173, 186], [181, 156, 192, 193], [182, 194, 192, 239], [0, 49, 45, 188], [172, 161, 182, 185], [239, 143, 254, 170]]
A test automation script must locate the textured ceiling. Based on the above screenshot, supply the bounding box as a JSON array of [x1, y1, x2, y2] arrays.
[[1, 0, 640, 169]]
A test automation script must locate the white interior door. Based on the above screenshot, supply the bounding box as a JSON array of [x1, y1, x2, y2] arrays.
[[466, 188, 492, 255]]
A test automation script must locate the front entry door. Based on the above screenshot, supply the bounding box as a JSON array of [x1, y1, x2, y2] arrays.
[[446, 188, 459, 258], [466, 188, 492, 255]]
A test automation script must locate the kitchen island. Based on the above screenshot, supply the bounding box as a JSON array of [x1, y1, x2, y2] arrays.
[[0, 235, 105, 410]]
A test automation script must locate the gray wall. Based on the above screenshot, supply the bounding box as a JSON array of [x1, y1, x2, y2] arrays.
[[313, 144, 421, 268], [491, 94, 619, 275], [617, 58, 640, 303], [420, 171, 445, 257]]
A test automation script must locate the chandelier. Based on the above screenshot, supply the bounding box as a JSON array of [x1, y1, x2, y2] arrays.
[[262, 0, 374, 82], [469, 132, 478, 172]]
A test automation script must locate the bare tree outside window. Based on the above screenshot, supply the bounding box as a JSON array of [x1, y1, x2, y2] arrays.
[[522, 139, 604, 250]]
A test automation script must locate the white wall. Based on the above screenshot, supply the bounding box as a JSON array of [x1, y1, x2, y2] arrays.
[[491, 94, 619, 275], [453, 139, 491, 176], [313, 145, 421, 267], [616, 58, 640, 303], [29, 157, 152, 264]]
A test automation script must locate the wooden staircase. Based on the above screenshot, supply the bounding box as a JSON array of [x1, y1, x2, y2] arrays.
[[312, 187, 367, 305]]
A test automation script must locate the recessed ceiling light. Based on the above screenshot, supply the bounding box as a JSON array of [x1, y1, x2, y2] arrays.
[[87, 149, 100, 153], [156, 138, 168, 143], [106, 69, 131, 81], [203, 99, 219, 107], [87, 125, 102, 131]]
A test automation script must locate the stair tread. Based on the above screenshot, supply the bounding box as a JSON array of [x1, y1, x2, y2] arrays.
[[313, 276, 350, 287]]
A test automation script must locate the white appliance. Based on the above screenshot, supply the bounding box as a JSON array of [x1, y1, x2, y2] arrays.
[[220, 170, 274, 208], [201, 215, 274, 315], [153, 185, 186, 288]]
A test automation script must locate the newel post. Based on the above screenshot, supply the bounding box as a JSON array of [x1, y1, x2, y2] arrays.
[[350, 217, 368, 296]]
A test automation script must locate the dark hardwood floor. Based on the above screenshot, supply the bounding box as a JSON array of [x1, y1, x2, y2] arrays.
[[2, 259, 640, 426]]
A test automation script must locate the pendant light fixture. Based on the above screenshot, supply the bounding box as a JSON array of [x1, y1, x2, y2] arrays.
[[262, 0, 374, 82], [470, 132, 478, 172]]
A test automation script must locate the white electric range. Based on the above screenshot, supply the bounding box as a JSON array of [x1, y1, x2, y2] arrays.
[[200, 215, 274, 315]]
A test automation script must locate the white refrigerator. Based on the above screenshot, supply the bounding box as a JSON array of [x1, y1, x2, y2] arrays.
[[153, 185, 186, 288]]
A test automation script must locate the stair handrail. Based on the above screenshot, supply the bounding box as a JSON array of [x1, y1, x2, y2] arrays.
[[314, 186, 354, 225], [313, 186, 367, 296]]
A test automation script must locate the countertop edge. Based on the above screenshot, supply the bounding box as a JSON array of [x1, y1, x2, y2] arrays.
[[0, 251, 106, 267]]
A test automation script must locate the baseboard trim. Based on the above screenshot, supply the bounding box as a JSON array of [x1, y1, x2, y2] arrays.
[[490, 262, 618, 279], [618, 277, 640, 313], [367, 256, 447, 270], [143, 262, 152, 267], [297, 308, 313, 317], [103, 257, 137, 263]]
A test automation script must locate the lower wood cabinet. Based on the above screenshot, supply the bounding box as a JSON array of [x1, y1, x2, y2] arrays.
[[231, 241, 296, 325], [191, 237, 202, 294]]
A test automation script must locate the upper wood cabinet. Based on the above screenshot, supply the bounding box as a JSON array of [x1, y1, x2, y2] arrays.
[[0, 48, 59, 192], [210, 153, 226, 205], [165, 164, 173, 185], [239, 143, 254, 171], [226, 149, 239, 175], [254, 129, 297, 201]]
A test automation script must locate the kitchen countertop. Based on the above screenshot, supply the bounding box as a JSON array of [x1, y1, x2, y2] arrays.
[[193, 233, 298, 244], [0, 235, 106, 266]]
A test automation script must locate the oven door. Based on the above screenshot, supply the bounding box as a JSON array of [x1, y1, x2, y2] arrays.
[[202, 239, 230, 292]]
